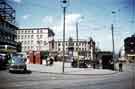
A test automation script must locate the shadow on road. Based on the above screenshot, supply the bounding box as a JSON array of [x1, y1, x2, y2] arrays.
[[9, 70, 32, 74]]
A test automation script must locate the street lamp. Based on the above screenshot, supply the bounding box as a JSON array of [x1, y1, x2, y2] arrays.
[[111, 11, 116, 63], [76, 16, 84, 68], [60, 0, 69, 73]]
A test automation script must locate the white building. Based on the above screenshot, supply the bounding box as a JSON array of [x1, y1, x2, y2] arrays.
[[16, 28, 55, 52], [50, 39, 96, 59]]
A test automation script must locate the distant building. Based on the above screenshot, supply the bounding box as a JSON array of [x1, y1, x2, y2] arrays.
[[16, 28, 55, 52], [0, 0, 18, 53], [124, 34, 135, 62], [50, 38, 96, 60]]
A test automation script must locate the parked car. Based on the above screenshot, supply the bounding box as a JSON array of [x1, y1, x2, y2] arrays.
[[9, 52, 27, 72], [0, 53, 9, 70]]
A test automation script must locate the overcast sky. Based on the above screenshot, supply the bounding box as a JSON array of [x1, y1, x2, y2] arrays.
[[8, 0, 135, 52]]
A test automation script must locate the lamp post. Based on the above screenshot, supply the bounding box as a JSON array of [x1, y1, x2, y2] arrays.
[[111, 11, 116, 63], [60, 0, 69, 73]]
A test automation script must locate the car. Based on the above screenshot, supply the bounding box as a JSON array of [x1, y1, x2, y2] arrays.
[[0, 53, 9, 70], [9, 52, 27, 72]]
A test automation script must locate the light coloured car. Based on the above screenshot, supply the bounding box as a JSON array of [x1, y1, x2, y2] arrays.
[[9, 53, 27, 72]]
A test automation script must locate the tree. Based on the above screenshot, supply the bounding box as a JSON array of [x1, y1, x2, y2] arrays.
[[16, 42, 22, 52]]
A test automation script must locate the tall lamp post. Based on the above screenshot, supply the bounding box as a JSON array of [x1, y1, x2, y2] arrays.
[[111, 11, 116, 63], [60, 0, 69, 73]]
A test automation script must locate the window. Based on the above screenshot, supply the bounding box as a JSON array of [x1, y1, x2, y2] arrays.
[[31, 40, 33, 44], [37, 41, 40, 44], [37, 30, 39, 33], [44, 41, 47, 45], [28, 41, 30, 44], [28, 30, 30, 33], [24, 41, 26, 44], [25, 35, 27, 38], [31, 46, 33, 49], [18, 31, 20, 34], [21, 30, 24, 33], [58, 43, 61, 46], [40, 35, 42, 38], [82, 48, 84, 51], [31, 35, 33, 39], [21, 35, 23, 39]]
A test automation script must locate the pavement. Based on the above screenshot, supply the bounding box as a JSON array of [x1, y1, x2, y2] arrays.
[[27, 62, 118, 75]]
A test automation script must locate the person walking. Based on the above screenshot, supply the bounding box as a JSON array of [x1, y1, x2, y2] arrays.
[[119, 62, 123, 72]]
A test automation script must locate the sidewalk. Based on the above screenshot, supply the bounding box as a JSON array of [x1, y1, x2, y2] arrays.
[[27, 62, 117, 75]]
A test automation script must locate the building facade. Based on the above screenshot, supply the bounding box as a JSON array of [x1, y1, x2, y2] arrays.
[[0, 0, 18, 53], [16, 28, 55, 52], [124, 34, 135, 62], [50, 38, 96, 60]]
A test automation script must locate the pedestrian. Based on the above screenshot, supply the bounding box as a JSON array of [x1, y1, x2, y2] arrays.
[[49, 57, 54, 65], [119, 62, 123, 72], [93, 61, 96, 69]]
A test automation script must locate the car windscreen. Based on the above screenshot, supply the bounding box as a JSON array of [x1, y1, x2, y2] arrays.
[[12, 56, 25, 64]]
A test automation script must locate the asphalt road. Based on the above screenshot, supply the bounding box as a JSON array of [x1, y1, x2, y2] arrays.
[[0, 63, 134, 89]]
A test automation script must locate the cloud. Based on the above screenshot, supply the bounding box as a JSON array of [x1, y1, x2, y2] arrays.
[[51, 13, 129, 52], [21, 14, 31, 20], [65, 13, 81, 25], [52, 13, 82, 39], [42, 16, 53, 27], [13, 0, 22, 3]]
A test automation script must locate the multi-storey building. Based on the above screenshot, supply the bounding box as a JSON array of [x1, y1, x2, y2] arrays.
[[124, 34, 135, 62], [50, 38, 96, 60], [16, 28, 55, 52], [0, 0, 18, 53]]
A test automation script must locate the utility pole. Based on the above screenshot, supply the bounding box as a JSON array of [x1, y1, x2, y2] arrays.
[[111, 24, 115, 61], [60, 0, 69, 73], [76, 22, 79, 68], [111, 11, 116, 70]]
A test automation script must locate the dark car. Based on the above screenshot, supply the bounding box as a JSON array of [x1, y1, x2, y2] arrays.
[[9, 53, 27, 72]]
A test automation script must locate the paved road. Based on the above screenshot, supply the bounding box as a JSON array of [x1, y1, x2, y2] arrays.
[[0, 63, 134, 89]]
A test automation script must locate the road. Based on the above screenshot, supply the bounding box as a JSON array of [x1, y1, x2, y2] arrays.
[[0, 63, 134, 89]]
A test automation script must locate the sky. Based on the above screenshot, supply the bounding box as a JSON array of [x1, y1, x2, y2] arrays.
[[7, 0, 135, 52]]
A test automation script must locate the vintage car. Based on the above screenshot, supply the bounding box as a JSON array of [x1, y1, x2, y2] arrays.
[[9, 52, 27, 72]]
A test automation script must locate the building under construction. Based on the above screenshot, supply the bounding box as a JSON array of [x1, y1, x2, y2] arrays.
[[0, 0, 18, 53]]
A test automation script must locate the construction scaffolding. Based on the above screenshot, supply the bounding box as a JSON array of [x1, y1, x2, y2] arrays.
[[0, 0, 17, 53], [0, 0, 16, 24]]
